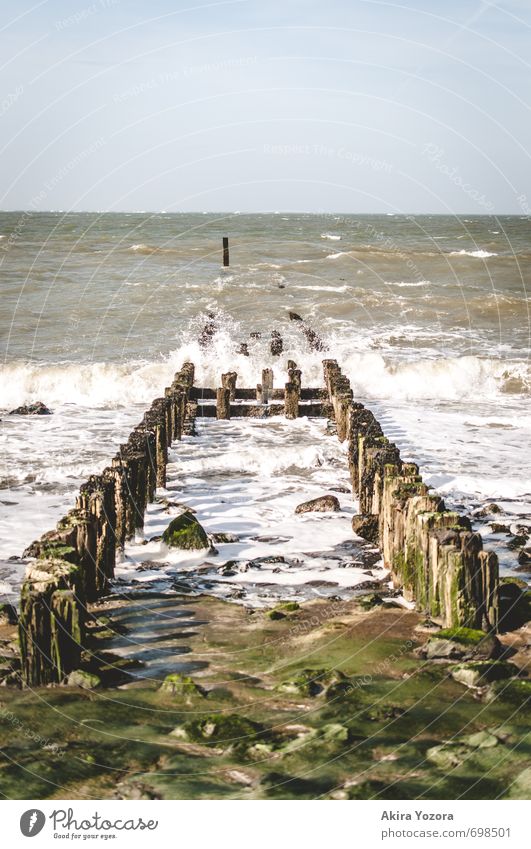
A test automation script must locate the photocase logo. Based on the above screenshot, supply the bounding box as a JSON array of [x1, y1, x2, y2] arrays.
[[20, 810, 46, 837]]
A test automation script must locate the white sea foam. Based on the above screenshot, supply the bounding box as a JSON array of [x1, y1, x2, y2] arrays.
[[385, 280, 432, 288], [0, 349, 528, 410], [321, 233, 341, 240], [450, 249, 498, 258]]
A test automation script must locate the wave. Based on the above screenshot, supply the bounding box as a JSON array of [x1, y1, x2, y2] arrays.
[[1, 350, 528, 409], [128, 243, 183, 255], [449, 249, 498, 259], [321, 233, 341, 241], [385, 280, 432, 288]]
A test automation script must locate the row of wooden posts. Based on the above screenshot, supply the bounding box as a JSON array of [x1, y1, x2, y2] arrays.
[[17, 355, 499, 686]]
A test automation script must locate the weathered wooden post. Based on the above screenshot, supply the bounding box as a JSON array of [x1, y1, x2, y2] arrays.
[[216, 387, 231, 419], [222, 371, 238, 401], [223, 236, 229, 266], [285, 382, 299, 419], [238, 342, 249, 357], [288, 367, 301, 390], [262, 368, 273, 404]]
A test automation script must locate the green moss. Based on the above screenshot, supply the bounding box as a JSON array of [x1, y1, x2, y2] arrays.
[[162, 512, 209, 550], [486, 679, 531, 706], [267, 609, 285, 620], [437, 627, 489, 646], [159, 674, 205, 698], [38, 544, 77, 563], [174, 713, 266, 748], [278, 668, 347, 697]]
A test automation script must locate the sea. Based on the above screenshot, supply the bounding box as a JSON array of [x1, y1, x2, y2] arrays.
[[0, 211, 529, 605]]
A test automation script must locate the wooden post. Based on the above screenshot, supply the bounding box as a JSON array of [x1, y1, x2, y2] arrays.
[[256, 384, 263, 404], [238, 342, 249, 357], [222, 371, 237, 401], [287, 359, 297, 371], [216, 387, 230, 419], [222, 236, 229, 267], [262, 368, 273, 404], [285, 382, 299, 419], [288, 367, 301, 391]]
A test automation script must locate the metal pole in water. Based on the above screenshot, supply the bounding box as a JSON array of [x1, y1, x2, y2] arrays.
[[222, 236, 229, 266]]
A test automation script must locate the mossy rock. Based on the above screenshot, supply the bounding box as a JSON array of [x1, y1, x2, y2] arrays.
[[278, 668, 347, 698], [424, 628, 498, 660], [357, 593, 384, 611], [426, 743, 471, 770], [173, 713, 267, 748], [162, 512, 209, 550], [464, 730, 500, 749], [267, 609, 286, 621], [66, 669, 101, 689], [485, 678, 531, 706], [509, 767, 531, 798], [437, 627, 490, 646], [278, 601, 299, 612], [159, 673, 205, 698], [452, 661, 519, 689], [0, 603, 17, 626]]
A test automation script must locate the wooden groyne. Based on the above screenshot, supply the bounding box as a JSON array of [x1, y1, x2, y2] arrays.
[[18, 357, 498, 686]]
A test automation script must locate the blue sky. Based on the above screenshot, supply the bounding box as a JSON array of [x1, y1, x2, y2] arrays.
[[1, 0, 531, 212]]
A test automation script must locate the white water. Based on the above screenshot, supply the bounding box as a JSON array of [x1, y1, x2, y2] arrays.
[[116, 417, 388, 607]]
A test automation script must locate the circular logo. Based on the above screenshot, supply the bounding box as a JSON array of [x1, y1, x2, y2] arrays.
[[20, 810, 46, 837]]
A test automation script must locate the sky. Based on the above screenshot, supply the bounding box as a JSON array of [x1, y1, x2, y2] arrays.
[[1, 0, 531, 213]]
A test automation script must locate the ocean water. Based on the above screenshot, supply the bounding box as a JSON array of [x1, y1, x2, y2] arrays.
[[0, 211, 529, 602]]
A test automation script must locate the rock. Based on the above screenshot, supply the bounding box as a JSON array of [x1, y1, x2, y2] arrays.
[[485, 678, 531, 705], [162, 512, 209, 550], [173, 713, 266, 749], [510, 767, 531, 798], [426, 743, 470, 769], [498, 583, 531, 630], [357, 593, 384, 610], [465, 730, 500, 749], [516, 547, 531, 567], [267, 609, 286, 621], [489, 523, 510, 534], [0, 603, 17, 626], [66, 669, 101, 689], [451, 661, 519, 689], [295, 495, 340, 514], [159, 673, 205, 698], [278, 668, 347, 698], [321, 723, 350, 743], [419, 628, 499, 661], [507, 535, 528, 551], [351, 515, 379, 544], [9, 401, 52, 415], [211, 532, 240, 544], [475, 502, 502, 517]]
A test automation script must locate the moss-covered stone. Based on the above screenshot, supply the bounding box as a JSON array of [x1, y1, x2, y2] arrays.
[[66, 669, 101, 688], [451, 661, 519, 689], [162, 512, 209, 550], [486, 678, 531, 705], [173, 713, 266, 749], [159, 673, 205, 698], [278, 668, 347, 697]]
